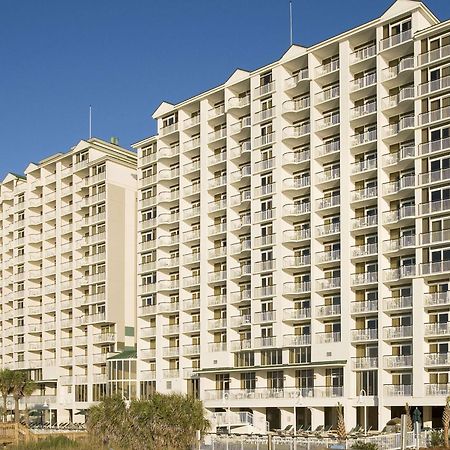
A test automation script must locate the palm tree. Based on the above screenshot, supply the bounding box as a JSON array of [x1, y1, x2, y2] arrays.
[[0, 369, 14, 422], [21, 379, 37, 426], [443, 396, 450, 448], [404, 403, 413, 432], [336, 402, 347, 441], [10, 371, 36, 423]]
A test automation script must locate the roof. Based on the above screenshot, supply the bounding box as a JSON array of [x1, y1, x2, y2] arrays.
[[107, 349, 137, 360]]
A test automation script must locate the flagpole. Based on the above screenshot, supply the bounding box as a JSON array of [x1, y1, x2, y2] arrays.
[[89, 105, 92, 139], [289, 1, 293, 46]]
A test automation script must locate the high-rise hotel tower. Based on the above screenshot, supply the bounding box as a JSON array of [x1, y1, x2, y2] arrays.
[[133, 0, 450, 432], [0, 139, 137, 423]]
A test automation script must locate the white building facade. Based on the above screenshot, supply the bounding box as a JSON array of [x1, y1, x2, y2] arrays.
[[133, 0, 450, 432], [0, 138, 137, 423]]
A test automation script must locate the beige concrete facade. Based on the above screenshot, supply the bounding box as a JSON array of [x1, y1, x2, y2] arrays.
[[134, 0, 450, 433], [0, 138, 137, 423]]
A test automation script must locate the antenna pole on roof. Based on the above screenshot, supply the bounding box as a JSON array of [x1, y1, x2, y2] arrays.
[[89, 105, 92, 139], [289, 1, 293, 46]]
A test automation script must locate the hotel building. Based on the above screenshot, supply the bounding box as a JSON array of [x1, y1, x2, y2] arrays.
[[0, 138, 137, 423], [133, 0, 450, 432]]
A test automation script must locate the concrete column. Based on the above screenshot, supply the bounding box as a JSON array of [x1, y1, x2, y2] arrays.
[[379, 405, 391, 431], [310, 406, 324, 430]]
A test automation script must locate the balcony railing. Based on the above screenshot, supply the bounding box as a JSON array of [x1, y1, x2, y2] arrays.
[[380, 29, 412, 51], [351, 130, 377, 147], [350, 44, 376, 64], [282, 97, 310, 113], [384, 296, 413, 311], [419, 44, 450, 66], [383, 235, 415, 252], [283, 308, 311, 320], [424, 292, 450, 308], [419, 199, 450, 215], [351, 243, 378, 258], [316, 332, 341, 344], [419, 75, 450, 96], [384, 355, 413, 368], [383, 265, 416, 282], [351, 328, 378, 341], [316, 60, 340, 77], [351, 272, 378, 286], [352, 357, 378, 370], [384, 116, 415, 137], [425, 322, 450, 337], [383, 325, 413, 339], [424, 353, 450, 366], [350, 101, 377, 120], [350, 73, 376, 91], [425, 384, 450, 396], [383, 205, 415, 224], [285, 69, 309, 89], [419, 106, 450, 126], [315, 85, 340, 104]]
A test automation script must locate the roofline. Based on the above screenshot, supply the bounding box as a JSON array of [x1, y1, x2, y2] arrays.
[[131, 134, 158, 149], [152, 1, 440, 118], [415, 17, 450, 38]]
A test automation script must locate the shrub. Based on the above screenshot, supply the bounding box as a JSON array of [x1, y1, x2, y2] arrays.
[[430, 429, 445, 448], [351, 441, 378, 450], [10, 436, 90, 450]]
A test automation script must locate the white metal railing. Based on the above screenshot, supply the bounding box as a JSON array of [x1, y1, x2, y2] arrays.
[[351, 328, 378, 341], [380, 29, 412, 51], [383, 56, 414, 80], [350, 72, 376, 91], [419, 44, 450, 65]]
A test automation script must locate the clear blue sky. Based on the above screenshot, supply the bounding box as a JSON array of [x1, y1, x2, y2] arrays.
[[0, 0, 449, 179]]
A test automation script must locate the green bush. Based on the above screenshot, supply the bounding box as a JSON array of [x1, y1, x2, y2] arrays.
[[429, 429, 445, 448], [351, 441, 378, 450]]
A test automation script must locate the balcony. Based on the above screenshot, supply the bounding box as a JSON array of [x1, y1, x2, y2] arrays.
[[316, 59, 339, 78], [317, 332, 341, 344], [425, 353, 450, 367], [384, 355, 413, 369], [425, 384, 450, 396], [425, 322, 450, 337], [282, 124, 310, 140], [282, 97, 310, 114], [254, 158, 275, 173], [350, 101, 377, 121], [183, 114, 200, 129], [352, 357, 378, 370], [316, 168, 339, 184], [254, 132, 275, 148], [282, 149, 310, 166], [254, 311, 276, 324], [208, 223, 227, 236], [383, 205, 415, 224], [230, 339, 252, 351], [283, 282, 310, 296], [350, 44, 376, 64], [162, 346, 180, 357], [419, 199, 450, 215], [254, 81, 275, 98], [317, 195, 340, 210], [208, 318, 227, 330], [254, 285, 276, 298], [316, 222, 340, 237], [350, 73, 376, 92], [163, 369, 180, 378], [315, 85, 339, 104], [230, 315, 252, 328], [208, 342, 227, 352], [283, 255, 311, 269], [160, 123, 178, 136], [141, 349, 156, 359], [283, 308, 311, 321], [351, 186, 377, 203], [351, 272, 378, 286], [283, 228, 311, 243], [283, 203, 310, 217], [254, 336, 277, 349], [254, 260, 274, 273], [351, 130, 377, 147], [255, 107, 274, 123], [350, 299, 378, 314], [231, 190, 251, 206], [316, 112, 340, 131], [228, 94, 250, 110], [183, 344, 200, 356], [419, 44, 450, 66], [351, 243, 378, 258], [316, 250, 339, 265], [254, 208, 275, 222], [384, 116, 415, 138], [420, 168, 450, 186], [208, 175, 227, 189], [383, 87, 415, 110], [209, 105, 225, 120], [383, 265, 416, 282], [424, 292, 450, 308], [230, 239, 250, 254], [316, 304, 341, 318], [316, 277, 340, 291], [383, 325, 413, 340], [208, 270, 227, 283], [208, 294, 227, 308], [316, 139, 340, 159], [384, 296, 413, 311], [208, 128, 226, 143], [285, 69, 310, 89], [380, 29, 412, 51], [208, 199, 227, 213], [208, 151, 226, 166], [383, 56, 414, 82], [384, 384, 412, 397], [230, 141, 251, 159], [162, 324, 179, 335], [383, 175, 415, 196], [383, 235, 415, 253], [351, 329, 378, 342], [419, 106, 450, 126], [419, 75, 450, 97], [183, 321, 201, 333], [183, 158, 200, 174], [230, 116, 251, 134]]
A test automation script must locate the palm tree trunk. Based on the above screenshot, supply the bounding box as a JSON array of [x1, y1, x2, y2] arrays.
[[2, 395, 7, 422], [14, 397, 19, 423]]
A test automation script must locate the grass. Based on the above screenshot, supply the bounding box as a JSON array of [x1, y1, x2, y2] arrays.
[[10, 436, 101, 450]]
